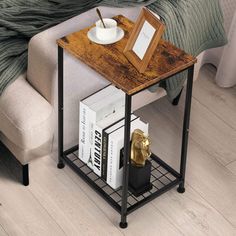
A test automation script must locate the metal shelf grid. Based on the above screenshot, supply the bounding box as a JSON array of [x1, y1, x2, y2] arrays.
[[63, 146, 181, 215]]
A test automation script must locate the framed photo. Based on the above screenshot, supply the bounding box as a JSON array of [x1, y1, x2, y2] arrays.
[[124, 8, 165, 73]]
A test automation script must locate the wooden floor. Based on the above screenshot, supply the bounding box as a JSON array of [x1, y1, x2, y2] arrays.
[[0, 65, 236, 236]]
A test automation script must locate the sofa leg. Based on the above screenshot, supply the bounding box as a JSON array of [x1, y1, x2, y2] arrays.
[[172, 88, 183, 106], [22, 164, 29, 186]]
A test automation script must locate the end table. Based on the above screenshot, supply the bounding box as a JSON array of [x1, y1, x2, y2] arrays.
[[57, 15, 197, 228]]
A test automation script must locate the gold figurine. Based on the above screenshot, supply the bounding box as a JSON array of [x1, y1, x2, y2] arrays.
[[131, 129, 151, 167]]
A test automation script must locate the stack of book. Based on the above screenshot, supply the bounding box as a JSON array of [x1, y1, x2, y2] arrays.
[[79, 85, 149, 189]]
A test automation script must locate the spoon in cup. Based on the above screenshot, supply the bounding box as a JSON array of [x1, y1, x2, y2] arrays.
[[96, 8, 106, 28]]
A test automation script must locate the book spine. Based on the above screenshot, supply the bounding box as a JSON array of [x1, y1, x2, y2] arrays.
[[87, 110, 96, 170], [79, 101, 96, 169], [107, 137, 117, 188], [79, 102, 88, 164], [101, 131, 109, 180], [92, 124, 102, 176], [114, 138, 125, 189], [111, 136, 125, 189]]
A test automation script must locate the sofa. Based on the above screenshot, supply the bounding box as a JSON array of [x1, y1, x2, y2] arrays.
[[202, 0, 235, 66], [201, 0, 236, 87], [0, 5, 227, 185], [215, 0, 236, 87]]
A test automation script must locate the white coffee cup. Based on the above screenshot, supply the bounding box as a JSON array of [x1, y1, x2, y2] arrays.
[[96, 18, 117, 41]]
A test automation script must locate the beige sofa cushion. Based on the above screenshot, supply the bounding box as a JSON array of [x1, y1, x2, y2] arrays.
[[0, 133, 52, 165], [0, 74, 53, 150]]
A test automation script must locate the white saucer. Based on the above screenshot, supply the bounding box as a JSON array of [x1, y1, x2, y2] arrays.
[[87, 27, 124, 45]]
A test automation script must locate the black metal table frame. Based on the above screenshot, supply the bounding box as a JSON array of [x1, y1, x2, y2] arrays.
[[57, 45, 194, 228]]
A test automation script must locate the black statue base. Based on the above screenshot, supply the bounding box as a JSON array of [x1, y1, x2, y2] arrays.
[[129, 160, 152, 197]]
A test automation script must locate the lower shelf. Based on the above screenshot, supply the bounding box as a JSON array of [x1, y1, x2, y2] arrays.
[[63, 145, 181, 215]]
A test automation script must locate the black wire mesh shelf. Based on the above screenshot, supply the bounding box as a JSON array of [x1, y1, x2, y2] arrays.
[[63, 145, 181, 215]]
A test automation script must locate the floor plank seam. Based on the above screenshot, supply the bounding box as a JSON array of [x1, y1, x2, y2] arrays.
[[226, 160, 236, 167], [27, 189, 67, 236], [192, 95, 236, 132], [0, 156, 67, 235], [147, 99, 236, 229], [62, 166, 125, 235], [150, 201, 185, 236], [50, 154, 125, 235], [226, 160, 236, 176], [188, 183, 236, 229], [152, 98, 235, 168], [189, 135, 236, 169], [0, 224, 9, 236], [225, 167, 236, 176]]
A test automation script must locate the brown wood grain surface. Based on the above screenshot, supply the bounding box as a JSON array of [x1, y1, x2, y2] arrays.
[[57, 15, 197, 95]]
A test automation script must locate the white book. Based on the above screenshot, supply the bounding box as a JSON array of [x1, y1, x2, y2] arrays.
[[79, 85, 119, 166], [79, 85, 125, 169], [83, 85, 116, 106], [107, 119, 149, 189], [92, 109, 125, 176], [104, 115, 136, 135]]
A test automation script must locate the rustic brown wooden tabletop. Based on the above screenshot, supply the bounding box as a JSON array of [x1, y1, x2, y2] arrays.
[[57, 15, 197, 95]]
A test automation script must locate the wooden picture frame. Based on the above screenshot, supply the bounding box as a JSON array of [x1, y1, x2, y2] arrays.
[[124, 8, 165, 73]]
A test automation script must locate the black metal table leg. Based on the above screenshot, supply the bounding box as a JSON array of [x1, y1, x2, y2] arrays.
[[57, 46, 65, 169], [22, 164, 29, 186], [177, 65, 194, 193], [172, 87, 183, 106], [120, 94, 132, 229]]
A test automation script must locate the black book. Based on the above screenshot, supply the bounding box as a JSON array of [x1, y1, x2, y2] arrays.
[[101, 114, 138, 181]]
